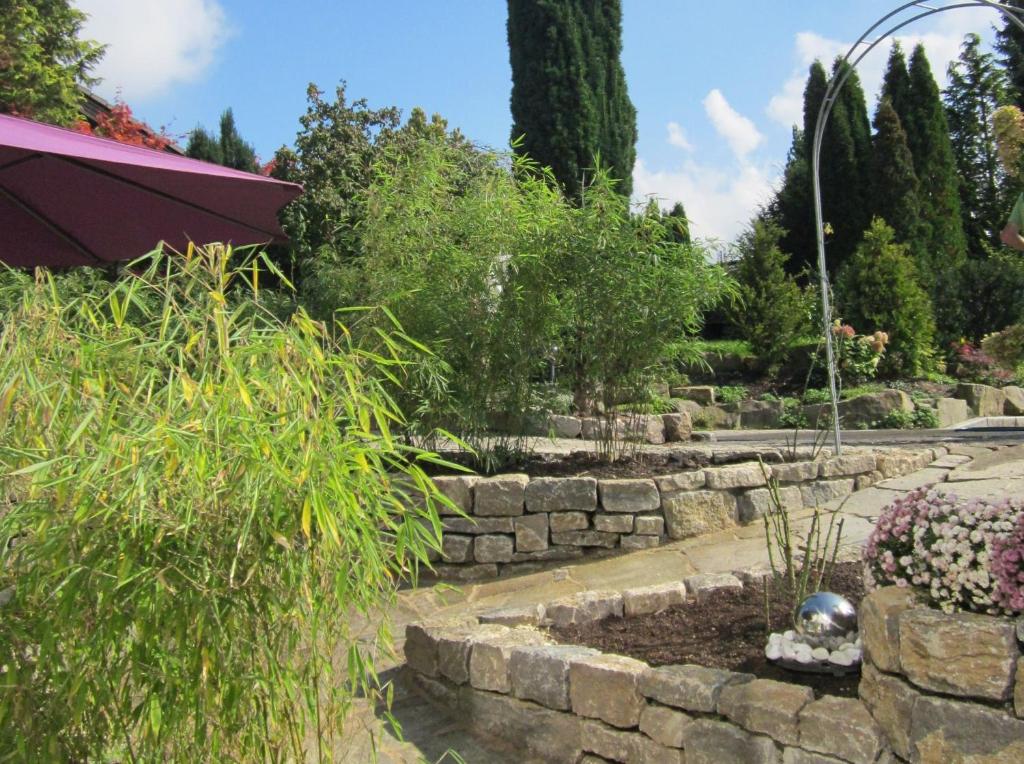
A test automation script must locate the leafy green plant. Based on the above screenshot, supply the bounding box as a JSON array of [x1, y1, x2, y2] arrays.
[[982, 324, 1024, 369], [0, 247, 452, 761], [778, 398, 808, 429], [874, 404, 940, 430], [801, 388, 831, 405], [716, 385, 748, 404]]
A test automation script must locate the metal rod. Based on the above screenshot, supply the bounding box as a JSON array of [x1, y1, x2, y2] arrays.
[[810, 0, 1024, 457]]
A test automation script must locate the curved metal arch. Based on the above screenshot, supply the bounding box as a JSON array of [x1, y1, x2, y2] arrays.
[[812, 1, 1024, 455]]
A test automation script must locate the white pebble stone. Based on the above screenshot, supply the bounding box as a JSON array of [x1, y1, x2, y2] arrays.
[[838, 642, 856, 652], [765, 643, 782, 660], [811, 647, 830, 661], [829, 650, 854, 666], [795, 650, 813, 664], [769, 632, 783, 645], [783, 630, 796, 641], [782, 641, 797, 661]]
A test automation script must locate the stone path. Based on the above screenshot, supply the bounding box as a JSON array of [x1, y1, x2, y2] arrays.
[[360, 441, 1024, 762]]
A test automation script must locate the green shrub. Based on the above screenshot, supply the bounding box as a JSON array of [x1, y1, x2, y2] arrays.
[[0, 247, 450, 761], [982, 324, 1024, 369], [836, 218, 936, 378], [778, 398, 808, 429], [802, 388, 831, 405], [716, 385, 748, 404], [874, 404, 939, 429], [726, 219, 809, 371]]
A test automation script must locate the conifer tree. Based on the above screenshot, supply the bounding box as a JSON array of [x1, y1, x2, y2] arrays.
[[944, 33, 1008, 255], [996, 0, 1024, 109], [870, 99, 926, 267], [664, 201, 691, 246], [185, 126, 222, 164], [507, 0, 637, 199], [771, 127, 815, 277], [881, 42, 913, 127], [186, 108, 258, 173]]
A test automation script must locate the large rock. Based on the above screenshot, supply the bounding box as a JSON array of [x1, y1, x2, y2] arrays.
[[544, 590, 624, 627], [860, 586, 922, 673], [798, 696, 883, 764], [674, 385, 716, 405], [662, 490, 738, 539], [799, 479, 854, 507], [634, 515, 665, 536], [441, 534, 473, 563], [621, 534, 661, 550], [474, 474, 529, 516], [525, 477, 598, 512], [547, 414, 583, 439], [640, 664, 753, 713], [436, 623, 507, 684], [956, 382, 1007, 417], [859, 663, 917, 761], [684, 573, 743, 602], [655, 471, 707, 492], [736, 485, 802, 523], [806, 390, 913, 429], [468, 626, 550, 693], [549, 511, 589, 532], [441, 516, 514, 535], [818, 453, 877, 477], [509, 644, 599, 710], [738, 399, 785, 429], [478, 603, 545, 627], [935, 397, 971, 428], [579, 719, 647, 762], [460, 685, 584, 764], [513, 513, 549, 552], [1017, 657, 1024, 718], [910, 694, 1024, 763], [509, 547, 583, 564], [570, 653, 648, 728], [899, 608, 1020, 701], [718, 678, 814, 745], [705, 463, 769, 490], [681, 718, 779, 764], [432, 475, 478, 515], [639, 703, 692, 748], [474, 534, 514, 563], [662, 412, 693, 442], [593, 513, 635, 533], [599, 479, 660, 512], [1003, 385, 1024, 415], [550, 530, 618, 548], [622, 582, 686, 616], [771, 460, 821, 483], [404, 622, 443, 677]]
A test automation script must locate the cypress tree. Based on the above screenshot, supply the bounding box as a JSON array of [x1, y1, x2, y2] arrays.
[[996, 0, 1024, 109], [508, 0, 637, 199], [905, 45, 968, 282], [944, 33, 1008, 255], [664, 201, 691, 246], [881, 42, 912, 127], [771, 127, 815, 277], [218, 108, 259, 172], [185, 126, 222, 164], [870, 98, 925, 266], [801, 61, 828, 161]]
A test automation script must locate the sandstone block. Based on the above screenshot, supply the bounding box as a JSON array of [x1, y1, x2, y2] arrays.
[[525, 477, 598, 512], [623, 582, 686, 617], [875, 452, 917, 479], [550, 510, 590, 532], [782, 749, 844, 764], [640, 664, 753, 713], [436, 624, 505, 684], [579, 719, 644, 762], [799, 479, 854, 507], [675, 385, 716, 405], [860, 586, 921, 673], [662, 412, 693, 442], [478, 603, 545, 627], [509, 644, 599, 710], [460, 686, 584, 763], [593, 513, 635, 533], [655, 470, 707, 493], [432, 475, 478, 515], [771, 461, 820, 483], [798, 695, 883, 764], [739, 399, 785, 429], [551, 530, 619, 548], [599, 479, 660, 512], [474, 474, 529, 516], [681, 718, 779, 764], [737, 485, 802, 523], [858, 662, 917, 760], [1017, 657, 1024, 718], [899, 608, 1020, 701], [544, 590, 624, 627], [474, 534, 514, 563], [662, 490, 738, 539], [684, 572, 743, 602], [509, 547, 584, 563], [428, 562, 498, 581], [468, 626, 549, 694], [1004, 386, 1024, 416], [910, 694, 1024, 763], [441, 533, 473, 563], [956, 382, 1007, 417], [442, 516, 514, 535], [935, 397, 971, 427], [548, 414, 583, 439], [404, 622, 442, 677], [620, 534, 661, 551], [514, 513, 549, 552], [639, 703, 691, 748], [570, 653, 648, 728], [634, 515, 665, 536], [818, 453, 877, 477], [705, 463, 769, 490], [718, 678, 813, 745]]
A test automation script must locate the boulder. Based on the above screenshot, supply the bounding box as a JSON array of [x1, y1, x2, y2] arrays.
[[673, 385, 716, 405], [655, 470, 707, 492], [468, 626, 550, 693], [717, 678, 814, 745], [460, 686, 584, 763], [599, 479, 660, 512], [593, 513, 635, 533], [570, 653, 649, 728], [525, 477, 598, 513], [956, 382, 1007, 417], [934, 397, 971, 428], [681, 719, 779, 764], [474, 534, 514, 563], [662, 412, 693, 442], [771, 461, 821, 483], [858, 663, 917, 761], [662, 490, 738, 539], [550, 530, 618, 548], [805, 390, 913, 429], [474, 474, 529, 517], [640, 664, 753, 713], [705, 463, 769, 489], [738, 399, 785, 429], [860, 586, 922, 673], [736, 485, 802, 523], [622, 582, 686, 616], [441, 534, 473, 563], [544, 590, 624, 627], [620, 534, 661, 550], [509, 644, 599, 710], [547, 414, 583, 439], [798, 696, 884, 764], [639, 703, 692, 748], [549, 511, 589, 532], [432, 475, 478, 515], [1004, 385, 1024, 416], [513, 513, 549, 552], [634, 515, 665, 536], [910, 694, 1024, 763]]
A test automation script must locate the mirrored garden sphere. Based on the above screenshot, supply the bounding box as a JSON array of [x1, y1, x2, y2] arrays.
[[793, 592, 857, 639]]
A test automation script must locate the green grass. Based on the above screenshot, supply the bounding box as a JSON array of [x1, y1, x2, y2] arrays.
[[693, 338, 753, 357]]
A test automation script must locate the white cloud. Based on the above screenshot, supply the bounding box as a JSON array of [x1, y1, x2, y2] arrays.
[[767, 7, 1000, 128], [704, 89, 764, 160], [76, 0, 232, 101], [667, 121, 693, 151], [633, 157, 779, 244]]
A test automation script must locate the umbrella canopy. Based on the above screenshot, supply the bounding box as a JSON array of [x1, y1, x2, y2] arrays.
[[0, 113, 303, 268]]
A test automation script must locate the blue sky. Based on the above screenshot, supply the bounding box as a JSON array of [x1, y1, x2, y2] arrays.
[[76, 1, 1002, 243]]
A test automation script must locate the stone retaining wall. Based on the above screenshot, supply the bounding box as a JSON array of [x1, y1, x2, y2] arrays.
[[427, 447, 941, 581], [859, 586, 1024, 762], [406, 579, 1024, 763], [405, 576, 885, 763]]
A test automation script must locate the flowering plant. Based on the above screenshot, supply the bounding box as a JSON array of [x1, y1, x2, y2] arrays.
[[830, 321, 887, 383], [951, 340, 1013, 386], [864, 486, 1024, 615]]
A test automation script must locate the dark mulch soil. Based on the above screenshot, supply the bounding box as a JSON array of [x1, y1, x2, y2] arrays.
[[550, 562, 867, 698]]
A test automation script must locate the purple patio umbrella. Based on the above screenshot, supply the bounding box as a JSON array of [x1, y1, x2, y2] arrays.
[[0, 113, 302, 268]]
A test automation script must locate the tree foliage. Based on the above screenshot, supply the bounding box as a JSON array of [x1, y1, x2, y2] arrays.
[[507, 0, 637, 199], [0, 0, 104, 125], [186, 108, 259, 172], [870, 98, 925, 265], [996, 0, 1024, 110]]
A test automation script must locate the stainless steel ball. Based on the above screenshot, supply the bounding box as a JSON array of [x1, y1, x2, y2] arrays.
[[793, 592, 857, 639]]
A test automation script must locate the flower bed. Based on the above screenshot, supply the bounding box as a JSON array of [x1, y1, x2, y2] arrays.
[[426, 447, 939, 581]]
